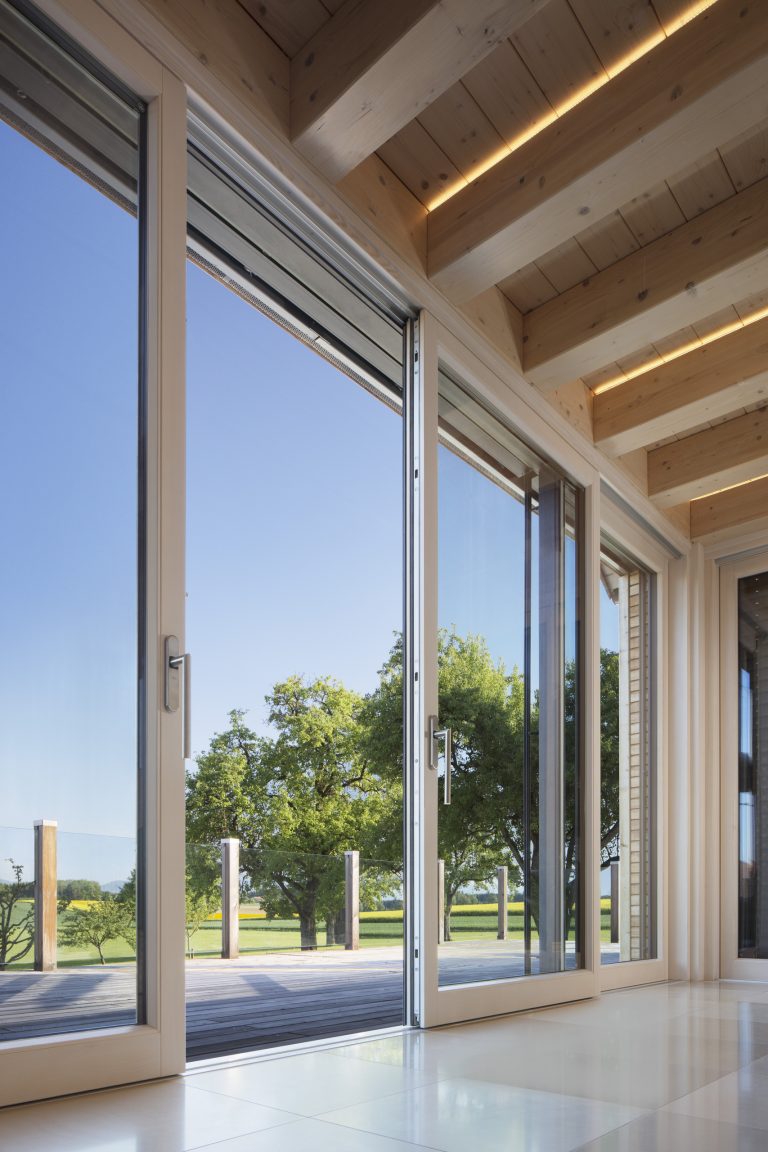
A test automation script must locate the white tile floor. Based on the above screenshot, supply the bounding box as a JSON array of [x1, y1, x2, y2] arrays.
[[3, 982, 768, 1150]]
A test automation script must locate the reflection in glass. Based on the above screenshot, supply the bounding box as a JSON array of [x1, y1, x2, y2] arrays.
[[599, 543, 656, 964], [0, 830, 137, 1040], [0, 1, 142, 1039], [437, 372, 582, 985], [738, 571, 768, 958]]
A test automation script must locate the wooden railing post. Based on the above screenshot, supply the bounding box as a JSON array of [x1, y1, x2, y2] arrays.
[[437, 858, 445, 944], [610, 860, 619, 944], [344, 850, 359, 950], [497, 866, 508, 940], [221, 837, 240, 960], [34, 819, 57, 972]]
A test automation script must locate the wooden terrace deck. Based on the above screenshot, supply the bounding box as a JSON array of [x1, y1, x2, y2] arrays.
[[0, 943, 619, 1059]]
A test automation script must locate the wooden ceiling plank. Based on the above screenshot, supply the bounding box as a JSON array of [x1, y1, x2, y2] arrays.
[[377, 120, 462, 206], [417, 84, 507, 180], [651, 0, 713, 34], [568, 0, 663, 75], [238, 0, 329, 58], [498, 264, 558, 312], [523, 177, 768, 390], [511, 0, 607, 107], [582, 363, 624, 391], [290, 0, 555, 181], [720, 122, 768, 192], [575, 210, 639, 270], [614, 345, 660, 377], [647, 405, 768, 506], [534, 237, 597, 293], [666, 152, 736, 220], [691, 305, 740, 340], [690, 474, 768, 538], [652, 323, 698, 358], [461, 38, 553, 150], [734, 288, 768, 321], [428, 0, 768, 301], [619, 182, 685, 245], [594, 316, 768, 455], [146, 0, 289, 133]]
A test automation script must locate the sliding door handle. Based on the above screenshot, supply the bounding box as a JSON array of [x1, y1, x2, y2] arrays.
[[428, 715, 452, 805], [165, 635, 192, 760]]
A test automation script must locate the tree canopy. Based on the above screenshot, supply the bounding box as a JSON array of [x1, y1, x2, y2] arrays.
[[186, 633, 620, 948], [186, 677, 401, 949]]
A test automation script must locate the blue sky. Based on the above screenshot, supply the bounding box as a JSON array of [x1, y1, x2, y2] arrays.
[[0, 121, 137, 882], [186, 261, 403, 750], [1, 113, 619, 885]]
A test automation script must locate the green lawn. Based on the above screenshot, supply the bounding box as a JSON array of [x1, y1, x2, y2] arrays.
[[2, 903, 615, 967]]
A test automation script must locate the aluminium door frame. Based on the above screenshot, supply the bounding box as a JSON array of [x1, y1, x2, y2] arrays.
[[413, 311, 601, 1028], [0, 0, 187, 1105], [598, 498, 670, 992], [720, 548, 768, 981]]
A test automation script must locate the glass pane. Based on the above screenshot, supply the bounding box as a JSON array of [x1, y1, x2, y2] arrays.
[[185, 259, 404, 1058], [600, 543, 656, 964], [0, 4, 142, 1039], [437, 372, 582, 985], [738, 570, 768, 958]]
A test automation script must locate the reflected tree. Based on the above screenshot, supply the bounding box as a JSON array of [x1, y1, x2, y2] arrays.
[[0, 861, 34, 970]]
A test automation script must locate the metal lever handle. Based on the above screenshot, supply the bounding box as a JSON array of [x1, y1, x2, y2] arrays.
[[165, 636, 192, 760], [428, 715, 452, 805]]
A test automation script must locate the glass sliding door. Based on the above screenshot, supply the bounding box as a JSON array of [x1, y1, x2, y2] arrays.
[[184, 131, 408, 1058], [721, 554, 768, 980], [417, 327, 594, 1027], [599, 542, 656, 967], [0, 0, 142, 1038], [737, 570, 768, 960], [0, 0, 187, 1105]]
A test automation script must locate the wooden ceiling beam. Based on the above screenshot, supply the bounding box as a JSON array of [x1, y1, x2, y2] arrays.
[[648, 407, 768, 507], [428, 0, 768, 301], [523, 177, 768, 391], [691, 475, 768, 539], [594, 317, 768, 456], [290, 0, 553, 182]]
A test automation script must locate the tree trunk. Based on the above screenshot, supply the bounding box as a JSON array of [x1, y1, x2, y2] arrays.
[[334, 908, 346, 946], [299, 912, 317, 950], [325, 916, 336, 945], [443, 899, 452, 943]]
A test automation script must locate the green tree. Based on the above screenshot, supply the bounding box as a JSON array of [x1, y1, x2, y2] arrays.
[[60, 894, 133, 964], [187, 677, 401, 950], [366, 632, 621, 943], [365, 632, 520, 940], [599, 647, 621, 866], [57, 879, 102, 902], [184, 847, 220, 958], [0, 861, 34, 970], [115, 870, 137, 953]]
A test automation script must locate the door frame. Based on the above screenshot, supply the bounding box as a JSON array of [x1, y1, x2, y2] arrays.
[[0, 0, 187, 1105], [598, 497, 670, 991], [414, 311, 600, 1028], [719, 548, 768, 981]]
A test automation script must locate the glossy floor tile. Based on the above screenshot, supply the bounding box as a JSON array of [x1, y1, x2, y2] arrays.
[[3, 982, 768, 1151]]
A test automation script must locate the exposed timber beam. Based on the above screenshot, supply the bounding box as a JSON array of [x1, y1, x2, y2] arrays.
[[594, 318, 768, 456], [648, 407, 768, 507], [428, 0, 768, 302], [691, 475, 768, 539], [523, 178, 768, 391], [290, 0, 552, 182]]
